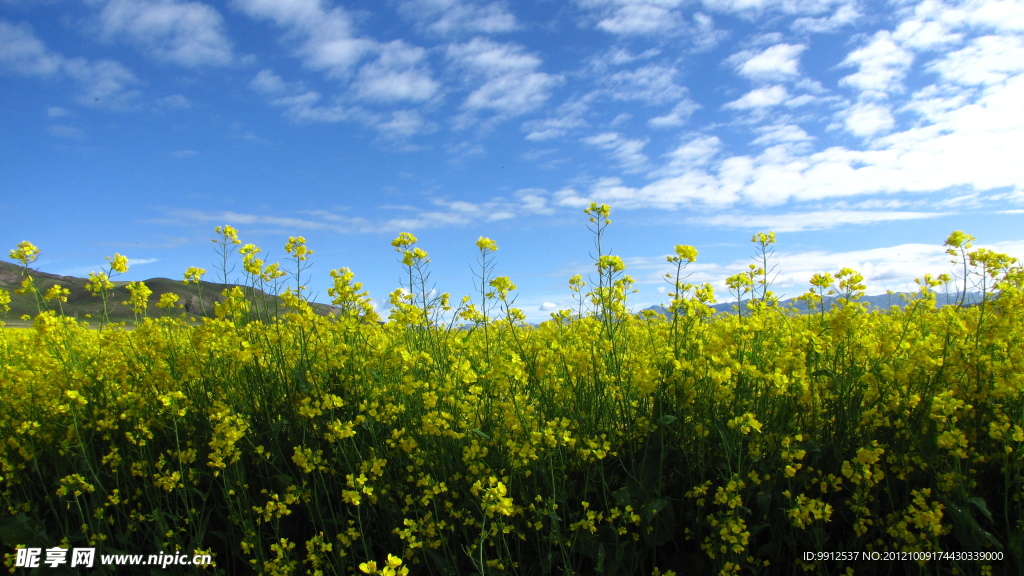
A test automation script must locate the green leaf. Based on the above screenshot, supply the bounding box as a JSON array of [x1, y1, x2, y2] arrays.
[[937, 494, 1002, 552], [967, 496, 993, 523], [640, 497, 668, 523], [612, 486, 632, 507], [756, 491, 772, 517], [0, 514, 50, 548]]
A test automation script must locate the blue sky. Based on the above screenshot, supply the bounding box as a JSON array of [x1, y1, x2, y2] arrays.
[[2, 0, 1023, 320]]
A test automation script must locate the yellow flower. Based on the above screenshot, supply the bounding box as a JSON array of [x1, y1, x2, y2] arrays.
[[85, 272, 114, 295], [284, 236, 313, 260], [44, 284, 71, 304], [476, 236, 498, 252], [673, 244, 698, 262], [9, 240, 40, 266], [488, 276, 517, 299], [183, 266, 206, 284], [391, 232, 417, 248], [156, 292, 180, 308], [215, 225, 241, 245], [584, 202, 611, 223], [104, 253, 129, 274], [124, 281, 153, 314], [944, 230, 974, 250]]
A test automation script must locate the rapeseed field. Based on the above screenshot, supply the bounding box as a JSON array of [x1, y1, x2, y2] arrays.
[[1, 205, 1020, 575]]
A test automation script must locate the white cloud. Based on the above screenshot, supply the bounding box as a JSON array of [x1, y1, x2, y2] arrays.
[[724, 242, 957, 297], [250, 68, 361, 124], [576, 0, 728, 47], [234, 0, 374, 76], [729, 43, 806, 81], [261, 84, 350, 123], [700, 0, 854, 17], [0, 20, 62, 75], [631, 238, 1009, 303], [692, 12, 728, 50], [595, 47, 661, 68], [892, 18, 963, 51], [751, 123, 813, 147], [399, 0, 517, 36], [352, 41, 439, 102], [515, 188, 554, 214], [596, 3, 686, 35], [96, 0, 233, 66], [724, 85, 789, 109], [928, 35, 1024, 86], [447, 38, 562, 118], [63, 57, 140, 109], [559, 68, 1024, 212], [0, 21, 141, 109], [605, 64, 685, 105], [371, 109, 434, 139], [653, 134, 721, 177], [841, 101, 895, 137], [692, 209, 944, 232], [840, 31, 914, 97], [648, 98, 700, 128], [47, 106, 70, 117], [574, 0, 687, 34], [250, 68, 291, 94], [583, 132, 650, 173], [792, 2, 859, 32], [522, 100, 589, 140], [968, 0, 1024, 32]]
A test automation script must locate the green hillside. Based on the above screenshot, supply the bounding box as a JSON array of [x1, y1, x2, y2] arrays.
[[0, 260, 341, 327]]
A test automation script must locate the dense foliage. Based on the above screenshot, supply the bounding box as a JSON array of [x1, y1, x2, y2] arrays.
[[1, 209, 1021, 575]]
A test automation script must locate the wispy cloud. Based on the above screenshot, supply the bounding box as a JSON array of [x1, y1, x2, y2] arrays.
[[648, 98, 700, 128], [728, 43, 806, 82], [249, 68, 351, 123], [352, 41, 439, 103], [163, 190, 557, 235], [603, 63, 686, 105], [447, 38, 562, 122], [0, 21, 141, 109], [234, 0, 374, 76], [522, 99, 589, 141], [398, 0, 517, 36], [94, 0, 233, 67], [594, 3, 687, 36], [792, 3, 859, 33], [582, 132, 650, 173], [724, 85, 789, 109], [0, 20, 62, 75], [690, 209, 946, 232]]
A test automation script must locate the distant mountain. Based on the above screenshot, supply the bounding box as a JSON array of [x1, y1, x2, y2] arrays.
[[644, 290, 987, 318], [0, 260, 341, 326]]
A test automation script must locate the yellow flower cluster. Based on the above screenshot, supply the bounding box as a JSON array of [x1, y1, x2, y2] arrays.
[[2, 222, 1022, 576]]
